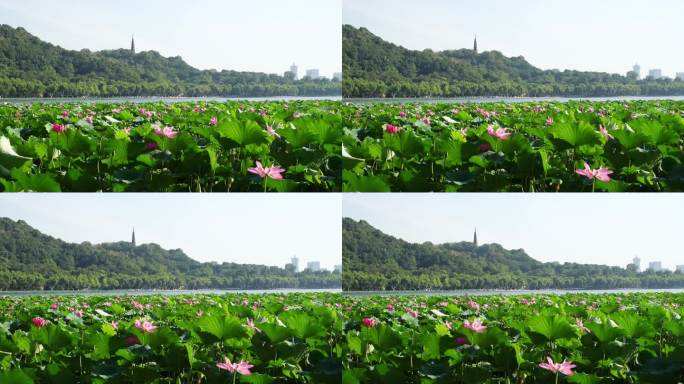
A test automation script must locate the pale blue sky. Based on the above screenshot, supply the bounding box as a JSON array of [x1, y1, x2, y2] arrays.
[[344, 0, 684, 78], [344, 194, 684, 271], [0, 0, 342, 78], [0, 194, 341, 270]]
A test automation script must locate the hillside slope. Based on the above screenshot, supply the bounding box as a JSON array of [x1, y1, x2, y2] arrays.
[[0, 217, 340, 290], [0, 25, 340, 97], [343, 218, 684, 290], [342, 24, 684, 98]]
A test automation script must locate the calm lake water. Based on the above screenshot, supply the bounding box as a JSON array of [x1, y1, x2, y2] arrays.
[[0, 288, 341, 297], [1, 95, 341, 104], [345, 288, 684, 297], [347, 95, 684, 104]]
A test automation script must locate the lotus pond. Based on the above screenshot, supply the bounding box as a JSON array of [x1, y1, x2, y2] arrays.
[[0, 293, 343, 383], [340, 293, 684, 383], [342, 100, 684, 192], [0, 101, 341, 192]]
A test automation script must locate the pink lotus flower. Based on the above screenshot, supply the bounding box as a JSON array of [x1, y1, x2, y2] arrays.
[[85, 116, 94, 124], [122, 127, 131, 136], [545, 117, 554, 126], [52, 123, 66, 133], [486, 125, 511, 140], [152, 124, 177, 139], [463, 318, 487, 333], [476, 107, 494, 118], [468, 300, 480, 311], [444, 321, 453, 330], [399, 111, 406, 118], [61, 111, 69, 117], [132, 300, 145, 311], [73, 309, 84, 318], [246, 318, 261, 333], [406, 309, 418, 318], [265, 124, 280, 138], [479, 143, 491, 152], [110, 321, 119, 330], [362, 317, 379, 328], [598, 124, 614, 140], [248, 161, 285, 180], [146, 142, 158, 151], [138, 108, 154, 118], [32, 317, 47, 327], [455, 336, 469, 345], [209, 116, 218, 126], [217, 357, 254, 376], [50, 303, 59, 310], [111, 108, 122, 114], [196, 309, 204, 317], [384, 124, 400, 134], [539, 356, 576, 376], [134, 320, 157, 333], [386, 304, 395, 311], [575, 162, 613, 182]]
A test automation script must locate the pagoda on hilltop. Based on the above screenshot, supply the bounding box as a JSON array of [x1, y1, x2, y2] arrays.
[[473, 227, 478, 248]]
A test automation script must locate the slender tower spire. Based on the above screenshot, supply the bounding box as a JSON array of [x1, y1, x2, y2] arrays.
[[473, 227, 478, 248], [132, 227, 136, 247], [473, 35, 478, 53], [131, 35, 135, 54]]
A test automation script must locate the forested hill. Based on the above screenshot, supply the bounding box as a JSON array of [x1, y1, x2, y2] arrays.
[[0, 24, 341, 97], [343, 218, 684, 291], [0, 217, 340, 290], [342, 24, 684, 98]]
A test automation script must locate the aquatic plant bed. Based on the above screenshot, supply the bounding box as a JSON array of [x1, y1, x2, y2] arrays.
[[342, 100, 684, 191], [0, 293, 342, 383], [340, 293, 684, 383], [0, 101, 341, 192]]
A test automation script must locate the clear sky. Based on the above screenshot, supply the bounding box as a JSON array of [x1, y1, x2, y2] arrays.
[[0, 194, 341, 270], [0, 0, 342, 78], [344, 0, 684, 78], [344, 194, 684, 271]]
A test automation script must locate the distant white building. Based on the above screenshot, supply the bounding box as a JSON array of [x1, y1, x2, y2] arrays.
[[632, 64, 641, 80], [630, 256, 641, 272], [306, 261, 321, 272], [333, 72, 342, 81], [290, 256, 299, 272], [289, 64, 298, 80], [305, 69, 320, 80], [649, 69, 663, 80], [677, 72, 684, 81], [648, 261, 663, 272], [677, 265, 684, 272], [334, 264, 342, 272]]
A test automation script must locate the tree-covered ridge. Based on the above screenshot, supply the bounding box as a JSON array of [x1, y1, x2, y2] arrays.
[[342, 218, 684, 291], [342, 24, 684, 98], [0, 217, 340, 290], [0, 25, 340, 97]]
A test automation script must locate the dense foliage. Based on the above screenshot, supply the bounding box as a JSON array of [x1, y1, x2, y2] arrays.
[[0, 100, 342, 192], [341, 293, 684, 383], [342, 100, 684, 192], [0, 25, 340, 97], [343, 25, 684, 98], [0, 293, 343, 383], [343, 219, 684, 291], [0, 218, 341, 290]]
